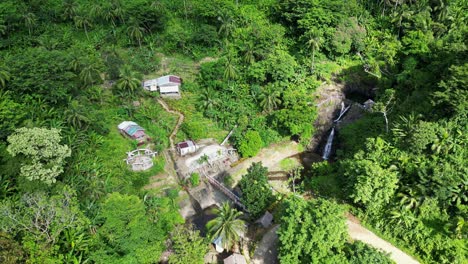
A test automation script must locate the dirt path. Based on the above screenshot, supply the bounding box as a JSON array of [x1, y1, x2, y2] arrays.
[[144, 99, 185, 191], [236, 142, 419, 264], [251, 219, 419, 264], [156, 98, 184, 151], [346, 216, 419, 264], [252, 225, 280, 264]]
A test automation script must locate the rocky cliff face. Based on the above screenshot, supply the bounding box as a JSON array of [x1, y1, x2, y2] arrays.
[[310, 81, 370, 154]]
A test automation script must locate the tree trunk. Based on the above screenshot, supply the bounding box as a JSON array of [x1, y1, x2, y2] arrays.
[[311, 49, 315, 73], [383, 112, 389, 133]]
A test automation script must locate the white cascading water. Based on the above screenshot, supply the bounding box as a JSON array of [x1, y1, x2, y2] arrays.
[[322, 127, 335, 160], [322, 102, 351, 160]]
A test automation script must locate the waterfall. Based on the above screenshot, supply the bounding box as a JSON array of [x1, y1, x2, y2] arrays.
[[334, 102, 351, 122], [322, 102, 351, 160], [322, 127, 335, 160]]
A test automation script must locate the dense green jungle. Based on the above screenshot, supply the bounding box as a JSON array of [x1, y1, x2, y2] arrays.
[[0, 0, 466, 263]]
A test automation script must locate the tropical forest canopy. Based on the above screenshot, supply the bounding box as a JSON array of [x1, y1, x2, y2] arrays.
[[0, 0, 466, 263]]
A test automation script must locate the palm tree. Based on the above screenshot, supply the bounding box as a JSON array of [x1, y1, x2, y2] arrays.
[[74, 14, 93, 40], [0, 68, 11, 89], [127, 21, 145, 47], [242, 41, 256, 65], [62, 0, 78, 21], [259, 84, 281, 113], [199, 88, 220, 114], [79, 64, 101, 87], [115, 65, 141, 97], [217, 13, 235, 39], [223, 53, 237, 81], [23, 12, 37, 36], [307, 29, 323, 73], [89, 3, 103, 22], [65, 100, 90, 129], [111, 0, 125, 25], [206, 202, 246, 250]]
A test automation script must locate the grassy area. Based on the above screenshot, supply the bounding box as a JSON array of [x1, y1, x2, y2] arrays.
[[90, 93, 178, 194], [279, 158, 301, 171], [168, 91, 228, 143]]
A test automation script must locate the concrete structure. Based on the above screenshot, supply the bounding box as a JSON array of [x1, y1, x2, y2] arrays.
[[176, 140, 197, 156], [224, 253, 247, 264], [256, 211, 273, 228], [125, 149, 157, 171]]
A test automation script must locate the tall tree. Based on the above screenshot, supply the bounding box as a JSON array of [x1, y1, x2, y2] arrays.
[[259, 84, 281, 113], [62, 0, 78, 21], [206, 202, 246, 250], [115, 65, 141, 98], [79, 63, 101, 87], [127, 20, 145, 47], [0, 186, 89, 261], [74, 14, 92, 40], [7, 127, 71, 185], [22, 12, 37, 36], [239, 162, 273, 218], [91, 193, 165, 263], [278, 197, 348, 264], [373, 89, 395, 133], [306, 29, 323, 73], [168, 225, 207, 264]]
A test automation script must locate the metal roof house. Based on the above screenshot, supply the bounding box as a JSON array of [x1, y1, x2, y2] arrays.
[[176, 139, 197, 156], [158, 75, 181, 97], [224, 253, 247, 264], [118, 121, 147, 141], [142, 75, 182, 97]]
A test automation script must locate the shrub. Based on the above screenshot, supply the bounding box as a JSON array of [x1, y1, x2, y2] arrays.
[[238, 130, 263, 158], [189, 173, 200, 187]]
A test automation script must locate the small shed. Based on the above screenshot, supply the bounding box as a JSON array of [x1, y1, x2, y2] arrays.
[[118, 121, 147, 141], [143, 79, 158, 91], [176, 140, 197, 156], [224, 253, 247, 264], [256, 211, 273, 228]]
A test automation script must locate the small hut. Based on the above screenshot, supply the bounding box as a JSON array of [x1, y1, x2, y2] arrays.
[[223, 253, 247, 264], [118, 121, 147, 142], [176, 140, 197, 156]]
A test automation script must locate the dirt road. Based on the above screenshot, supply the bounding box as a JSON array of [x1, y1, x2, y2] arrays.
[[347, 217, 420, 264]]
